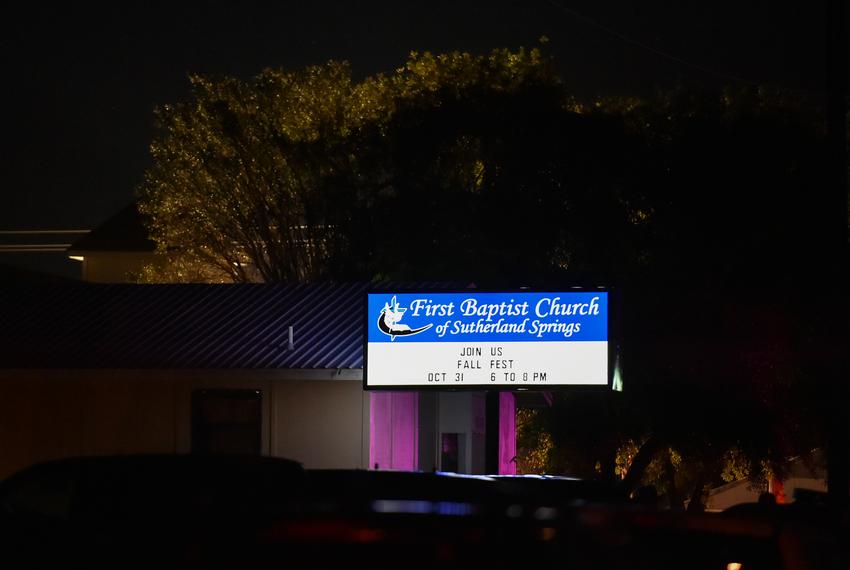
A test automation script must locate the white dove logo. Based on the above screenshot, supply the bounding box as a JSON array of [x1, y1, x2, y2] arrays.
[[377, 296, 433, 341]]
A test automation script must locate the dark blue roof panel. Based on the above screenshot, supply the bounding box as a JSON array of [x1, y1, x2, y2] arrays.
[[0, 282, 455, 370]]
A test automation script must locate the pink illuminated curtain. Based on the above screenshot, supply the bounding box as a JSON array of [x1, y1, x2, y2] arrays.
[[499, 392, 517, 475], [370, 392, 419, 470]]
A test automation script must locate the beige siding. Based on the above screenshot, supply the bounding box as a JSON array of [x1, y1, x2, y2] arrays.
[[271, 380, 369, 469], [0, 370, 368, 480], [0, 371, 176, 479], [706, 480, 761, 511]]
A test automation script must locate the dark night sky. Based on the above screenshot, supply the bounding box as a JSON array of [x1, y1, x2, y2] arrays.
[[0, 1, 839, 276]]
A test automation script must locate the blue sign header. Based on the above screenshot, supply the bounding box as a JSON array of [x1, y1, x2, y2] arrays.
[[367, 292, 607, 343]]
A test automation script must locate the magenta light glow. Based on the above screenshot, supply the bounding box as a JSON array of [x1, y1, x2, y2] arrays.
[[369, 392, 419, 470], [499, 392, 517, 475]]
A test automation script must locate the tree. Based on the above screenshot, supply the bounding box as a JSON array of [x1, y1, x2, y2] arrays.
[[138, 45, 640, 284], [517, 86, 834, 509], [359, 49, 639, 284], [138, 61, 387, 282], [619, 86, 831, 507], [140, 49, 836, 509]]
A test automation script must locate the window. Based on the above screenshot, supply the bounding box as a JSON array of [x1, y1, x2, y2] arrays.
[[192, 389, 262, 455]]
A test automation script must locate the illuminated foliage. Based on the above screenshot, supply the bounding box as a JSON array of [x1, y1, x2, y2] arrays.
[[516, 408, 554, 474], [720, 447, 754, 484], [615, 439, 641, 479], [138, 61, 384, 282], [137, 44, 637, 283]]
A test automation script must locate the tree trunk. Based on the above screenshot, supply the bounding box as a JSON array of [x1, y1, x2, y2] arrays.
[[687, 457, 723, 512], [620, 435, 662, 496], [600, 444, 618, 482], [663, 450, 685, 510], [686, 470, 707, 512]]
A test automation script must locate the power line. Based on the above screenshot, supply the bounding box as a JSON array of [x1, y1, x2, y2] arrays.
[[0, 244, 74, 253], [0, 230, 90, 235], [0, 244, 73, 248], [0, 230, 88, 254]]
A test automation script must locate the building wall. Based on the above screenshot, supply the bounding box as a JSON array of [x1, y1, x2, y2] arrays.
[[707, 477, 828, 511], [781, 477, 827, 499], [271, 379, 369, 469], [0, 371, 176, 480], [706, 480, 761, 511], [76, 252, 158, 283], [0, 369, 368, 480], [707, 451, 828, 510]]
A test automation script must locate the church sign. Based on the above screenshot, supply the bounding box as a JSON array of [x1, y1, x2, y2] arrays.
[[365, 291, 609, 389]]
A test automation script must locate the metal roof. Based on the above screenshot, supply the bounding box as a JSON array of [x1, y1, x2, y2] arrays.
[[0, 282, 453, 370]]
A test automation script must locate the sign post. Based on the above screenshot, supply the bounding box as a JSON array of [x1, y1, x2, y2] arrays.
[[485, 390, 500, 474]]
